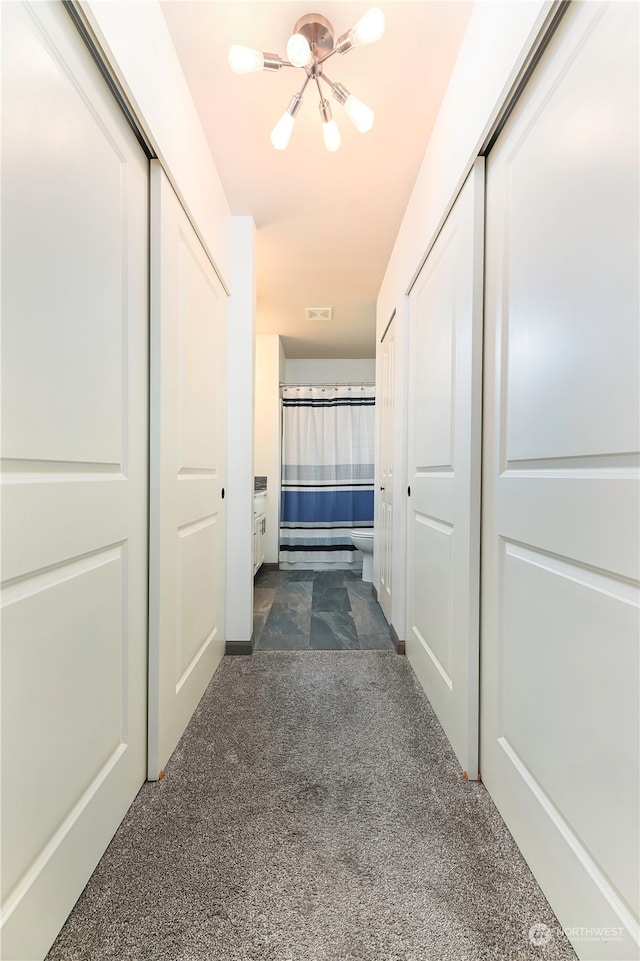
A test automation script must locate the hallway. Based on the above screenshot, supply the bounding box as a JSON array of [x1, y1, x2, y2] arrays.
[[47, 651, 577, 961]]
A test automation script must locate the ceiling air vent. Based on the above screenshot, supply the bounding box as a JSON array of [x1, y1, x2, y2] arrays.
[[305, 307, 333, 321]]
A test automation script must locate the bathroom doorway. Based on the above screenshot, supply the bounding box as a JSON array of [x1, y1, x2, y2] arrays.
[[252, 355, 390, 651]]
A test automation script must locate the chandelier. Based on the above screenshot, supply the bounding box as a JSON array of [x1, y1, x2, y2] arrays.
[[228, 8, 385, 152]]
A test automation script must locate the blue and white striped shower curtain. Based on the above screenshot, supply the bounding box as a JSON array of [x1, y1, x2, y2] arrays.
[[280, 385, 375, 566]]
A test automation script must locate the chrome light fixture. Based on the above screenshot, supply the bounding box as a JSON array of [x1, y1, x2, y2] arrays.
[[228, 8, 385, 151]]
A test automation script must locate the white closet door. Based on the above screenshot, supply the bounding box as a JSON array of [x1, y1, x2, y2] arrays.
[[148, 163, 227, 779], [378, 314, 395, 624], [482, 3, 639, 958], [0, 3, 149, 959], [406, 160, 484, 778]]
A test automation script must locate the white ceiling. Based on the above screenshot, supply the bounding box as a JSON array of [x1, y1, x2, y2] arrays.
[[161, 1, 473, 358]]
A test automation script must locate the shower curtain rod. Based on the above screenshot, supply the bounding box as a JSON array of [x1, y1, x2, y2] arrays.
[[279, 381, 375, 389]]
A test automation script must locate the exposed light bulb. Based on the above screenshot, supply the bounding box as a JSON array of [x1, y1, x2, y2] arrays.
[[286, 33, 311, 68], [271, 94, 303, 150], [344, 95, 374, 133], [228, 44, 264, 74], [351, 8, 385, 46], [329, 82, 375, 133], [322, 118, 341, 152], [271, 112, 296, 150]]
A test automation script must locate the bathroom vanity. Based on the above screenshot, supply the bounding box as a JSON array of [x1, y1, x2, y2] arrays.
[[253, 477, 267, 574]]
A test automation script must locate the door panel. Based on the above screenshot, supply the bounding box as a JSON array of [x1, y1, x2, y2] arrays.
[[148, 163, 226, 779], [406, 160, 484, 778], [378, 314, 395, 622], [482, 3, 639, 957], [1, 3, 148, 958]]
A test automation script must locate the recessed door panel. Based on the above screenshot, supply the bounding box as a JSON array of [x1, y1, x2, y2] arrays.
[[413, 238, 455, 471], [1, 548, 125, 902], [499, 542, 639, 911], [1, 16, 128, 467], [412, 514, 453, 685], [178, 231, 221, 471], [177, 516, 220, 687]]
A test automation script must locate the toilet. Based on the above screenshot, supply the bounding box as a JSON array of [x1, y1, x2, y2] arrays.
[[350, 529, 374, 582]]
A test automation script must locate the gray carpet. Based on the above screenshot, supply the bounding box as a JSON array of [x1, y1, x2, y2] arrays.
[[47, 652, 577, 961]]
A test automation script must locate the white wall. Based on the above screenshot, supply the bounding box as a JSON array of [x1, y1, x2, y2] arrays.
[[81, 0, 231, 284], [284, 359, 375, 385], [254, 335, 284, 564], [375, 0, 552, 641], [225, 218, 256, 649]]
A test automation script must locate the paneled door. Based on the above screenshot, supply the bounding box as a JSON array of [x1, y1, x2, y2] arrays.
[[406, 160, 484, 779], [148, 163, 227, 779], [377, 312, 395, 624], [1, 3, 149, 959], [481, 3, 639, 958]]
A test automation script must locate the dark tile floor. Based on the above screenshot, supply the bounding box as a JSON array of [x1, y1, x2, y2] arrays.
[[253, 566, 394, 651]]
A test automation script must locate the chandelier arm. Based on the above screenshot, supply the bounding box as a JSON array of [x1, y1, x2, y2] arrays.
[[317, 47, 339, 66], [318, 71, 346, 100], [264, 55, 311, 71], [297, 73, 312, 98], [318, 72, 351, 109], [262, 53, 285, 72]]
